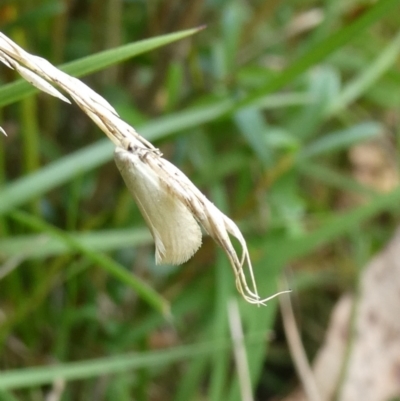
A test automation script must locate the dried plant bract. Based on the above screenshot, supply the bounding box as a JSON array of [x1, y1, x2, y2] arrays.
[[0, 31, 289, 305]]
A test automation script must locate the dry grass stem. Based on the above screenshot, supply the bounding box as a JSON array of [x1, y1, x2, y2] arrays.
[[279, 279, 321, 401], [227, 298, 254, 401], [0, 31, 288, 305]]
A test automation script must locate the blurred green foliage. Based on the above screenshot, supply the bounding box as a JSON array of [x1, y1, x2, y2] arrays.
[[0, 0, 400, 400]]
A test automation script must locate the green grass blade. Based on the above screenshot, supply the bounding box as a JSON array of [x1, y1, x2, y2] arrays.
[[0, 140, 113, 215], [0, 27, 204, 107], [266, 186, 400, 269], [297, 122, 382, 160], [328, 30, 400, 115], [9, 210, 169, 315], [0, 228, 152, 259], [298, 162, 376, 196], [0, 338, 265, 391]]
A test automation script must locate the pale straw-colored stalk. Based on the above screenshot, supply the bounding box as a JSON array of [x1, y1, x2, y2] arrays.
[[0, 31, 289, 305]]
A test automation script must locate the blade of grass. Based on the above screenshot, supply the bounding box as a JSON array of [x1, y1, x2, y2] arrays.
[[297, 122, 382, 160], [0, 227, 152, 259], [265, 186, 400, 269], [0, 139, 113, 215], [0, 27, 204, 107], [9, 210, 169, 315], [298, 161, 377, 196], [327, 30, 400, 116], [0, 336, 267, 391]]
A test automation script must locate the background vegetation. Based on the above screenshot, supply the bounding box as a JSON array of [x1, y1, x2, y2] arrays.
[[0, 0, 400, 400]]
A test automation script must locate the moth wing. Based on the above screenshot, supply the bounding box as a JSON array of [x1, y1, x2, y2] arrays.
[[114, 147, 202, 265]]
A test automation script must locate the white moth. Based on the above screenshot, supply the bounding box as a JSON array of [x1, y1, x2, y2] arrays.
[[114, 146, 202, 265], [114, 145, 291, 305]]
